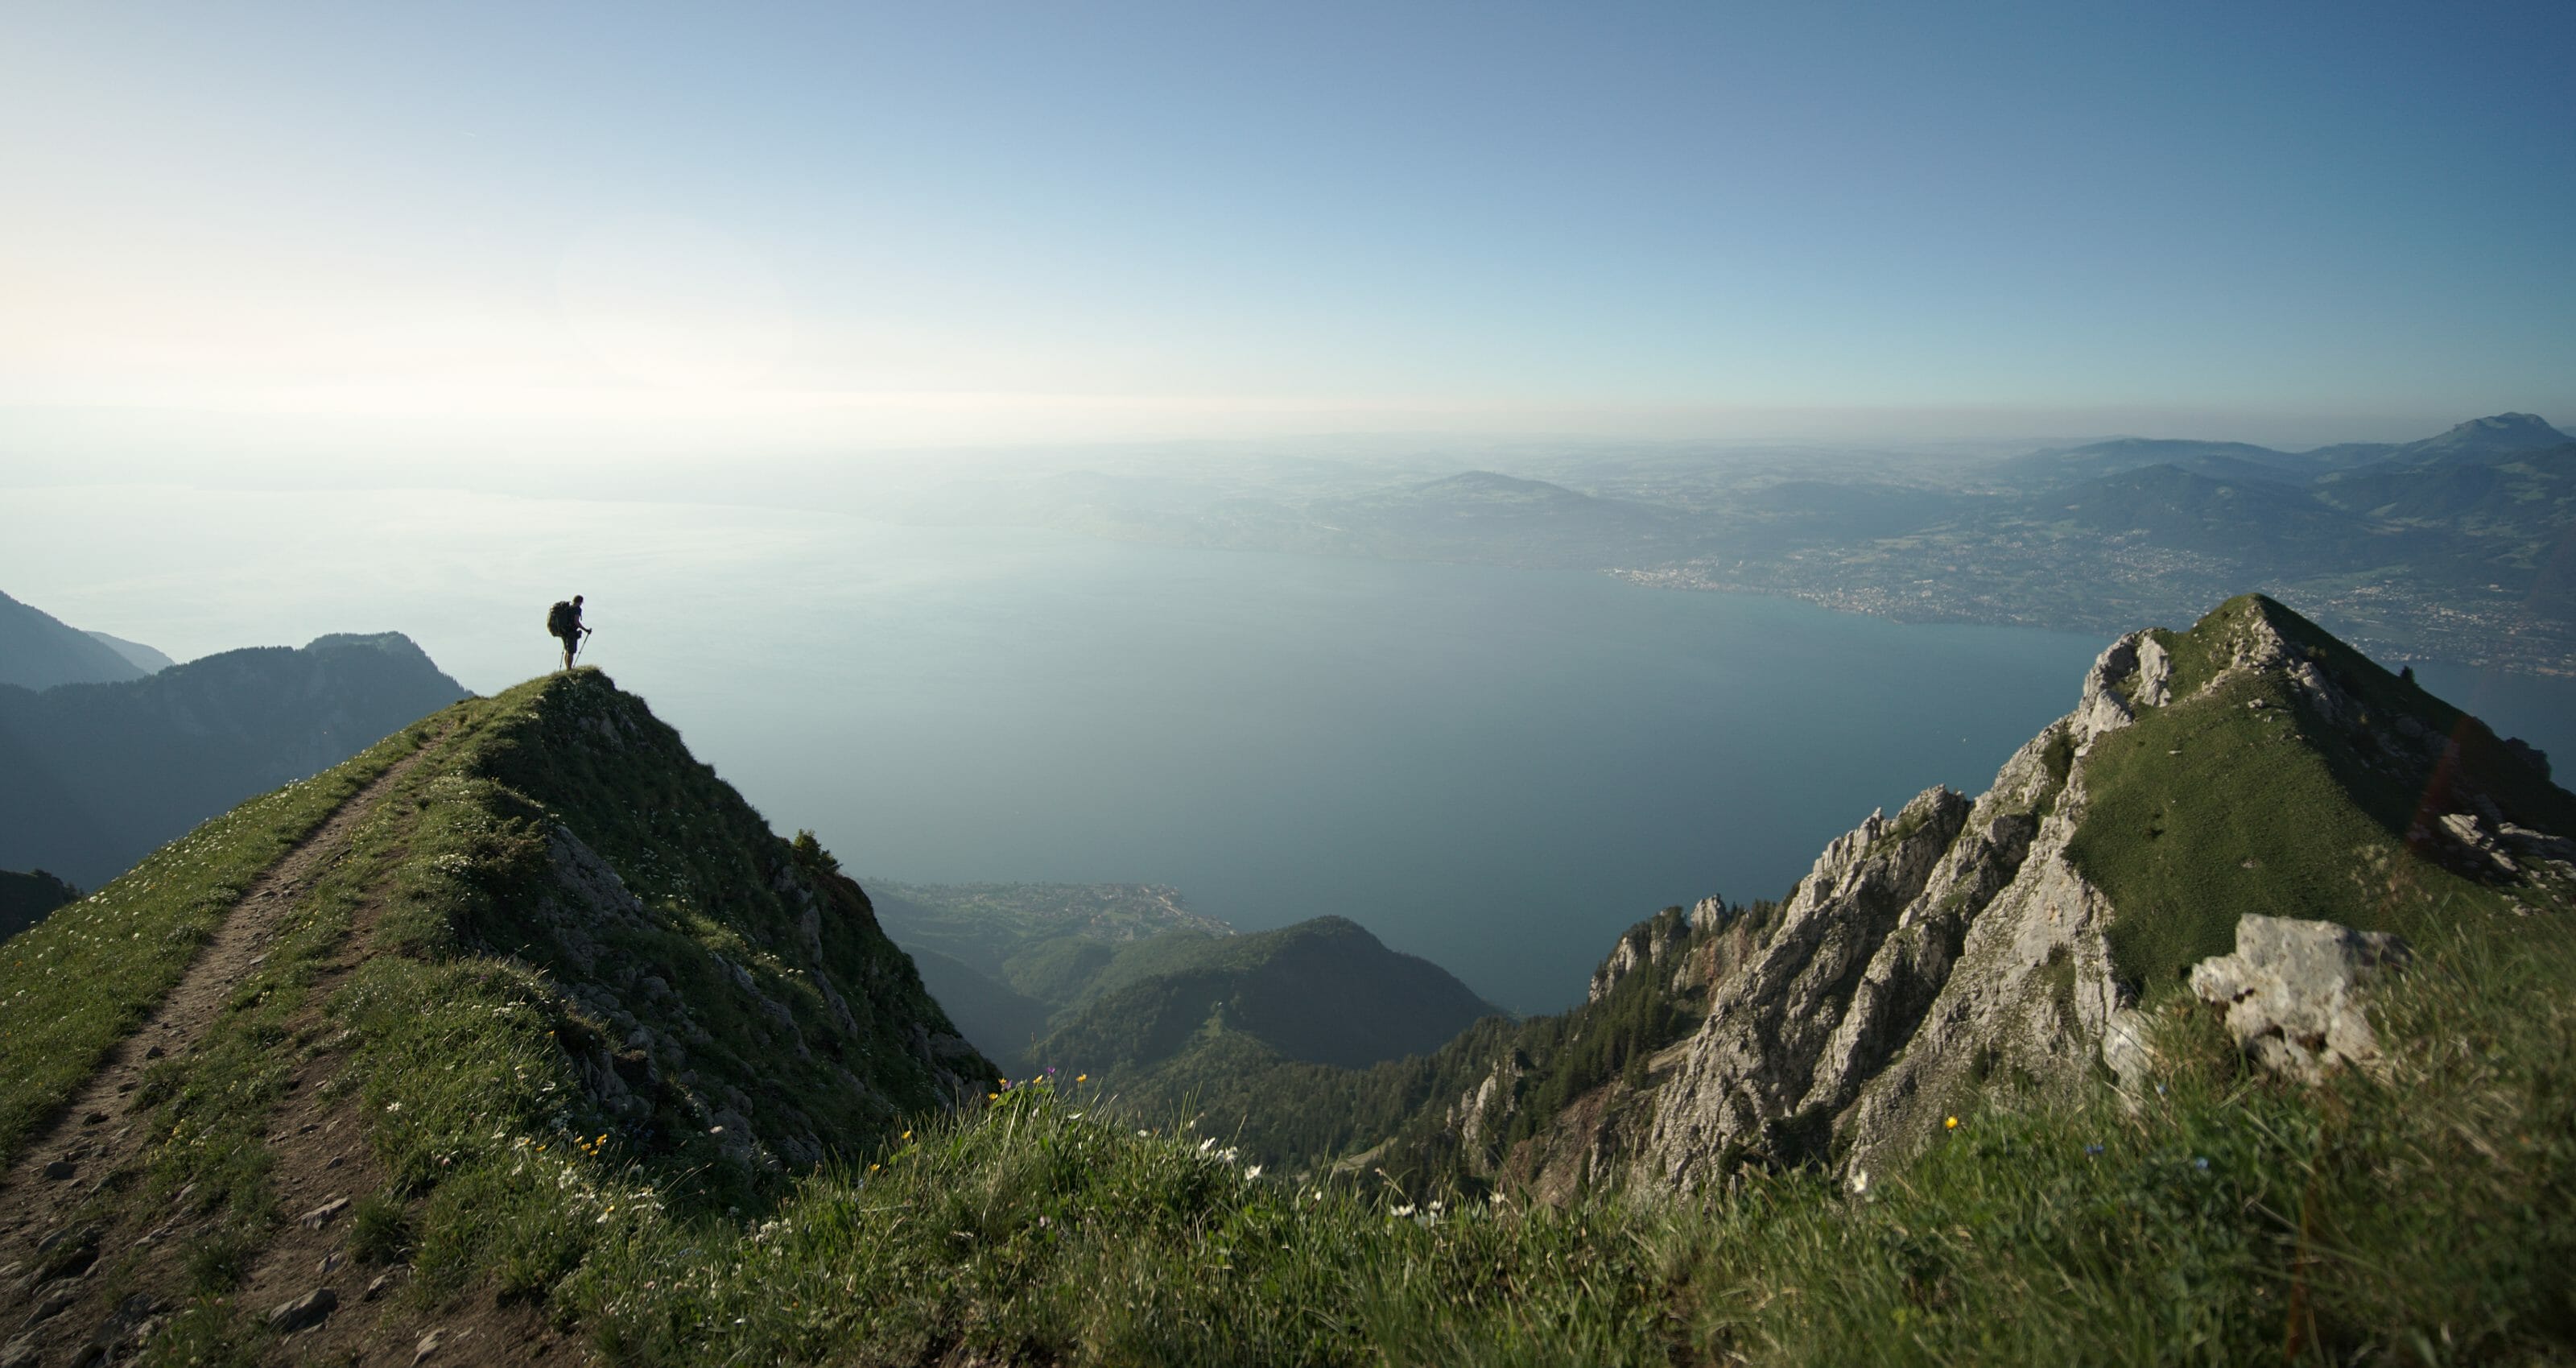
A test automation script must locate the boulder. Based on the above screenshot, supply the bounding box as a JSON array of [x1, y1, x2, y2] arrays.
[[2190, 915, 2409, 1081], [266, 1287, 336, 1333]]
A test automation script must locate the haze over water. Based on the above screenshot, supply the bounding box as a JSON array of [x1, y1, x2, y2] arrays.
[[0, 483, 2117, 1010]]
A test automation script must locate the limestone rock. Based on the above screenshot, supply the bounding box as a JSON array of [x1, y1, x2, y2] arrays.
[[266, 1287, 336, 1333], [1642, 785, 1976, 1184], [21, 1283, 76, 1330], [1587, 907, 1699, 1004], [1640, 622, 2165, 1188], [2189, 915, 2408, 1080]]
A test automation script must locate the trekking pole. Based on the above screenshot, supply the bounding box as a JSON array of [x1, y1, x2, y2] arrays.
[[573, 628, 592, 667]]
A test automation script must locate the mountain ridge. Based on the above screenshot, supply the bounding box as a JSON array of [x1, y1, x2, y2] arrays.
[[0, 589, 149, 691], [0, 630, 473, 887]]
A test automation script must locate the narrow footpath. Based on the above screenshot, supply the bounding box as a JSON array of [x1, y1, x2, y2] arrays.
[[0, 735, 468, 1366]]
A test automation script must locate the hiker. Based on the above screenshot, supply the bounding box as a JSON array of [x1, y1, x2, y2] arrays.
[[547, 594, 591, 671]]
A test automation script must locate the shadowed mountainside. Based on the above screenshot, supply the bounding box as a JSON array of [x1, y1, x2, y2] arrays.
[[0, 867, 78, 942], [0, 589, 150, 691], [0, 631, 471, 887]]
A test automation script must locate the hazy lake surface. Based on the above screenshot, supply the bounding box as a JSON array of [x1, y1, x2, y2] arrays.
[[10, 484, 2568, 1011]]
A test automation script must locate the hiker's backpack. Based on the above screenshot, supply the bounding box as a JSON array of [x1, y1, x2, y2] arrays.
[[547, 600, 577, 637]]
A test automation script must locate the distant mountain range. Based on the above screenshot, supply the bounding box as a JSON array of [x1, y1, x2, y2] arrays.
[[1974, 415, 2576, 617], [1993, 413, 2571, 489], [0, 614, 472, 888], [85, 630, 175, 675], [867, 412, 2576, 675], [0, 590, 164, 690]]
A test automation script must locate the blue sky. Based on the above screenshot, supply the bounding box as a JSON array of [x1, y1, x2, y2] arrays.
[[3, 2, 2571, 450]]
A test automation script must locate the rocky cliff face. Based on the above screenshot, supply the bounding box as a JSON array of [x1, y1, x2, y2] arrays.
[[1638, 628, 2165, 1188], [1478, 594, 2574, 1198]]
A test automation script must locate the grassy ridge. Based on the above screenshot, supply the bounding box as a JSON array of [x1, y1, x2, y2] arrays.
[[2070, 596, 2564, 997], [0, 718, 437, 1163], [464, 912, 2566, 1365]]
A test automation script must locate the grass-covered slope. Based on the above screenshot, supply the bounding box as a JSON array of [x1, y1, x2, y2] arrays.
[[393, 668, 992, 1168], [0, 667, 997, 1362], [1031, 916, 1499, 1074], [0, 726, 428, 1160], [994, 903, 1771, 1187], [2067, 594, 2574, 998], [567, 915, 2576, 1366]]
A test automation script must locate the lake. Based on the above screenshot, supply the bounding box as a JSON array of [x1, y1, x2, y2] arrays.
[[9, 484, 2565, 1011]]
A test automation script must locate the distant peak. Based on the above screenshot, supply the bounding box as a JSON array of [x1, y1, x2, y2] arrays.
[[305, 630, 424, 656], [2458, 412, 2554, 432], [2413, 412, 2569, 451], [1422, 469, 1559, 490]]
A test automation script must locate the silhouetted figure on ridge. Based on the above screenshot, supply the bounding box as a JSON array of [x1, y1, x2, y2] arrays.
[[547, 594, 590, 672]]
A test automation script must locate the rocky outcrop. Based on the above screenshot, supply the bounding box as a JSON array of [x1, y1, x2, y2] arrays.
[[529, 823, 985, 1172], [2189, 915, 2409, 1081], [1627, 593, 2576, 1195], [1642, 628, 2173, 1189], [1587, 902, 1713, 1004], [1407, 595, 2576, 1208], [1642, 787, 1975, 1180]]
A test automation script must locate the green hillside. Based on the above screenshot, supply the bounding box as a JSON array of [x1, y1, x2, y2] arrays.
[[1055, 901, 1776, 1185], [2067, 595, 2575, 995], [1030, 915, 1501, 1076], [0, 668, 989, 1362], [869, 878, 1233, 1057]]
